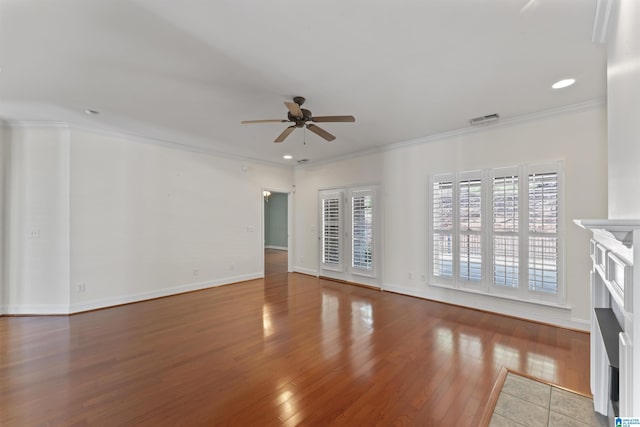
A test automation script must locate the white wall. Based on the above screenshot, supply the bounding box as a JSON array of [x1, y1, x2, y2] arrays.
[[68, 129, 293, 312], [0, 125, 293, 314], [0, 123, 6, 314], [3, 126, 71, 314], [607, 0, 640, 218], [295, 105, 608, 329]]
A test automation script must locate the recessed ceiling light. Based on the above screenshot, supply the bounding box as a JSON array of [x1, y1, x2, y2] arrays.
[[84, 109, 100, 115], [283, 155, 293, 160], [552, 79, 575, 89]]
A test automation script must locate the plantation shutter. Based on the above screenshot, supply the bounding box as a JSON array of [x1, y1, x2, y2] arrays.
[[528, 172, 559, 293], [352, 190, 373, 271], [493, 171, 519, 288], [429, 163, 563, 305], [459, 176, 482, 282], [432, 176, 454, 279], [321, 191, 343, 271]]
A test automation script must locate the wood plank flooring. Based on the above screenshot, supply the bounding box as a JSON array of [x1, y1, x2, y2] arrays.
[[0, 249, 589, 426]]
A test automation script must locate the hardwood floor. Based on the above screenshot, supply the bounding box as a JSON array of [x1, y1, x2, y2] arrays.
[[0, 249, 589, 426]]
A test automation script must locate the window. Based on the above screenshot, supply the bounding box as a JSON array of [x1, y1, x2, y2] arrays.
[[459, 177, 482, 282], [528, 172, 559, 293], [321, 193, 342, 269], [352, 191, 373, 270], [432, 178, 453, 279], [492, 172, 519, 288], [430, 163, 563, 305]]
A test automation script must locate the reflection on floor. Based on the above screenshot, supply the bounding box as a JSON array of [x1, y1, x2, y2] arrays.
[[265, 248, 288, 277], [490, 372, 608, 427], [1, 250, 591, 426]]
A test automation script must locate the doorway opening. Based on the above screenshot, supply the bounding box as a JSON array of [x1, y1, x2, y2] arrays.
[[262, 190, 292, 277]]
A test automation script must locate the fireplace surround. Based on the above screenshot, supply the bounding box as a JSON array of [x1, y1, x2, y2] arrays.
[[575, 219, 640, 417]]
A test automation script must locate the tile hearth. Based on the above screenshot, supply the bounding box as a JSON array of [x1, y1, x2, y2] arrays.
[[489, 373, 608, 427]]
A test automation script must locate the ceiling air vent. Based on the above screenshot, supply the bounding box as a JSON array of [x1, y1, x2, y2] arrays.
[[469, 113, 499, 126]]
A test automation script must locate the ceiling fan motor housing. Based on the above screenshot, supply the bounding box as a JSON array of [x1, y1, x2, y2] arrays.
[[288, 108, 313, 126]]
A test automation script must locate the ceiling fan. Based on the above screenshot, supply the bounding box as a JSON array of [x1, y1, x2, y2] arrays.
[[241, 96, 355, 143]]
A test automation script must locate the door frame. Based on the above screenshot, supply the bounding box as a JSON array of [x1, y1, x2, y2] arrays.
[[260, 188, 293, 274], [317, 184, 381, 287]]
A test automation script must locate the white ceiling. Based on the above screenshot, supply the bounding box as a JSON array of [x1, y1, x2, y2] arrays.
[[0, 0, 606, 165]]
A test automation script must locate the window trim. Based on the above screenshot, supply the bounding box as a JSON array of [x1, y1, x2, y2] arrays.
[[428, 162, 565, 306]]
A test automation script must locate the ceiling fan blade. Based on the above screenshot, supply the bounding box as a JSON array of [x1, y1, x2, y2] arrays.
[[306, 124, 336, 142], [284, 101, 303, 118], [274, 126, 296, 143], [311, 115, 355, 123], [241, 119, 288, 124]]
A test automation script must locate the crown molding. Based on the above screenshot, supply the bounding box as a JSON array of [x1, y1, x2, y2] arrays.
[[5, 120, 70, 129], [592, 0, 614, 44], [297, 98, 605, 169], [4, 98, 605, 172], [70, 123, 271, 164], [3, 120, 292, 169]]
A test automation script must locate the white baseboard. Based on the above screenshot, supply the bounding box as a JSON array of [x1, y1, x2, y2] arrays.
[[383, 283, 590, 332], [1, 304, 70, 315], [0, 273, 264, 315], [69, 272, 264, 314], [2, 275, 590, 331], [265, 245, 288, 251], [293, 266, 318, 277]]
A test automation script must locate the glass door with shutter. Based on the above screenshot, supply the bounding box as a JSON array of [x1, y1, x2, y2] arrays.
[[319, 186, 379, 286], [320, 190, 344, 273]]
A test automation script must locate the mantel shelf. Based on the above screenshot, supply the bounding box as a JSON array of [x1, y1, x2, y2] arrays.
[[574, 219, 640, 248]]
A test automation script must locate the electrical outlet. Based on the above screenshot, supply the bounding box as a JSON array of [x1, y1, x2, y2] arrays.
[[76, 283, 86, 293], [29, 229, 40, 239]]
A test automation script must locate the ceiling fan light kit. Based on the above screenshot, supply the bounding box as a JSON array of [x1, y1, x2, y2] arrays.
[[242, 96, 355, 143]]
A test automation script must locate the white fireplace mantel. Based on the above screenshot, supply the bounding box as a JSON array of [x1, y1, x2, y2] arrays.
[[574, 219, 640, 418], [575, 219, 640, 248]]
